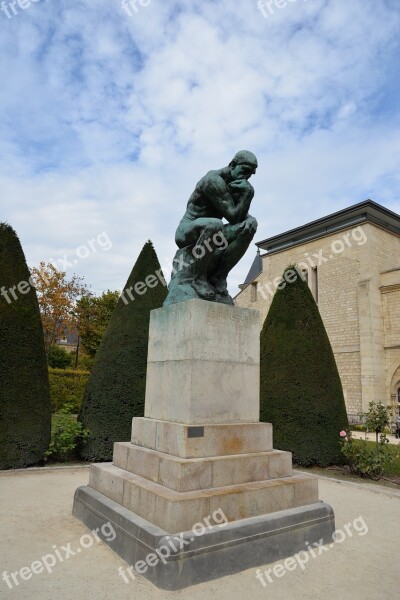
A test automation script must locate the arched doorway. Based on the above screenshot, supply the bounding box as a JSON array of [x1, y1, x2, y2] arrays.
[[390, 366, 400, 404]]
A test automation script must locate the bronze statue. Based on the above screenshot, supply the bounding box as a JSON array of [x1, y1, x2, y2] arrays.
[[164, 150, 258, 306]]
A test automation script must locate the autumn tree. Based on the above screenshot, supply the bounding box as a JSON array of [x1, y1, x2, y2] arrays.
[[30, 262, 89, 357], [76, 290, 120, 357]]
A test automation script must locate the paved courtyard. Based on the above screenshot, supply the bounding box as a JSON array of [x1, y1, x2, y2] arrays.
[[0, 466, 399, 600]]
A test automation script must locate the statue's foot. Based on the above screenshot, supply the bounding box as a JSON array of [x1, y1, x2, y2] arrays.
[[216, 292, 234, 306], [209, 277, 229, 296], [191, 278, 216, 301]]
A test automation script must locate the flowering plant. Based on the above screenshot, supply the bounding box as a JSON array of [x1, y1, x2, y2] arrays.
[[339, 429, 394, 480]]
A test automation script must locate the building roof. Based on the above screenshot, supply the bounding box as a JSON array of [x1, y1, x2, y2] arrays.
[[242, 249, 263, 285], [256, 200, 400, 255], [57, 329, 79, 345]]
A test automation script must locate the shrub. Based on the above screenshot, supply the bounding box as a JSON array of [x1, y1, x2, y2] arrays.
[[76, 353, 95, 371], [78, 241, 167, 461], [363, 401, 390, 446], [48, 345, 73, 369], [48, 368, 89, 413], [0, 223, 51, 469], [45, 412, 89, 462], [260, 265, 349, 467], [351, 424, 367, 432], [340, 430, 398, 480]]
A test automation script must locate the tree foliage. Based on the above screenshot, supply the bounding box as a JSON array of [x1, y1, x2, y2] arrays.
[[0, 223, 52, 469], [364, 401, 390, 446], [260, 265, 349, 467], [78, 241, 167, 461], [30, 261, 89, 357], [76, 290, 120, 357]]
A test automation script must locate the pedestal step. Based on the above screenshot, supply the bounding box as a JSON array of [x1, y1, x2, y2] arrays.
[[132, 417, 273, 458], [89, 462, 318, 533], [73, 485, 335, 590], [114, 442, 292, 492]]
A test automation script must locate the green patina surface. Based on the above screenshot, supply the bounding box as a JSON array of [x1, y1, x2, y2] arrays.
[[164, 150, 259, 306]]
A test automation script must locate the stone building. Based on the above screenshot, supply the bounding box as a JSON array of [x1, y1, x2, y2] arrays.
[[234, 200, 400, 420]]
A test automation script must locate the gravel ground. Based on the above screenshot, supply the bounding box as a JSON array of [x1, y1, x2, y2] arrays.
[[0, 466, 399, 600]]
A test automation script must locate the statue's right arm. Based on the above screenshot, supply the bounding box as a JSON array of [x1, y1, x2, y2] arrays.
[[201, 172, 251, 224]]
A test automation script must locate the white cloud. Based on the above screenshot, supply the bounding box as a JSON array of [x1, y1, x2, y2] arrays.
[[1, 0, 399, 295]]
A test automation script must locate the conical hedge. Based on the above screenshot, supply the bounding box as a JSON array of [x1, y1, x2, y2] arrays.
[[79, 241, 167, 460], [0, 223, 51, 469], [260, 266, 349, 467]]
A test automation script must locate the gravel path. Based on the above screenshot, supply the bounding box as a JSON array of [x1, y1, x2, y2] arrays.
[[1, 466, 399, 600]]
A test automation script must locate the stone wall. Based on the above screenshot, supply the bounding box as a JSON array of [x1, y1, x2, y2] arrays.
[[381, 267, 400, 405], [235, 222, 400, 414]]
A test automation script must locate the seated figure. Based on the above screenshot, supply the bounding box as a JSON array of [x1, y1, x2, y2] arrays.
[[164, 150, 258, 306]]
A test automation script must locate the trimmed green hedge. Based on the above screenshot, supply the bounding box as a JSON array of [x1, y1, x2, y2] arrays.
[[48, 368, 89, 413], [0, 223, 51, 469], [79, 240, 167, 461], [260, 265, 349, 467]]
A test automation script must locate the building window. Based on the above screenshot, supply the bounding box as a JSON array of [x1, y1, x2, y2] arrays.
[[397, 388, 400, 404], [311, 267, 318, 304], [251, 282, 257, 302]]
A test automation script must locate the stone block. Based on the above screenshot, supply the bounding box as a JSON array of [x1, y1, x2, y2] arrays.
[[88, 463, 319, 532], [113, 442, 292, 491], [144, 300, 260, 424], [132, 418, 273, 458]]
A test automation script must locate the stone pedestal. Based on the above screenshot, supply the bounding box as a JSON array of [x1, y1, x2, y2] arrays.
[[73, 300, 335, 589], [144, 300, 260, 423]]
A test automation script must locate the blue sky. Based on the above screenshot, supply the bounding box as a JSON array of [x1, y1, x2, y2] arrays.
[[1, 0, 400, 294]]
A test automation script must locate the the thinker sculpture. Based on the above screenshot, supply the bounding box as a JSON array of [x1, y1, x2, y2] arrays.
[[164, 150, 258, 306]]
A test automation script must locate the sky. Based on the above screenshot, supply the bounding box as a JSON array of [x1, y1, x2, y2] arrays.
[[1, 0, 400, 295]]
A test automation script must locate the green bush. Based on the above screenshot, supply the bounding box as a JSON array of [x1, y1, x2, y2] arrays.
[[76, 353, 95, 371], [48, 345, 73, 369], [340, 431, 398, 480], [45, 412, 89, 462], [48, 368, 89, 413], [0, 223, 51, 469], [260, 265, 349, 467], [363, 401, 390, 445], [351, 424, 367, 432], [79, 241, 167, 461]]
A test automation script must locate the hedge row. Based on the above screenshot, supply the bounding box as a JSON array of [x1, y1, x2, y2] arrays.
[[260, 265, 349, 467], [78, 240, 167, 461], [0, 223, 51, 469], [48, 368, 90, 413]]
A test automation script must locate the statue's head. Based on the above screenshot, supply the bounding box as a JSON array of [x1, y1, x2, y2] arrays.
[[229, 150, 258, 180]]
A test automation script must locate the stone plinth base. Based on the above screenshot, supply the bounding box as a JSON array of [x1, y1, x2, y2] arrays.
[[73, 486, 335, 590], [144, 300, 260, 424], [72, 301, 336, 588]]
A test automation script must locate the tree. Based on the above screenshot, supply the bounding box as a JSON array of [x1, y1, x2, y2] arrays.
[[78, 241, 167, 461], [30, 262, 89, 357], [260, 265, 349, 467], [76, 290, 120, 357], [364, 401, 390, 447], [0, 223, 52, 469]]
